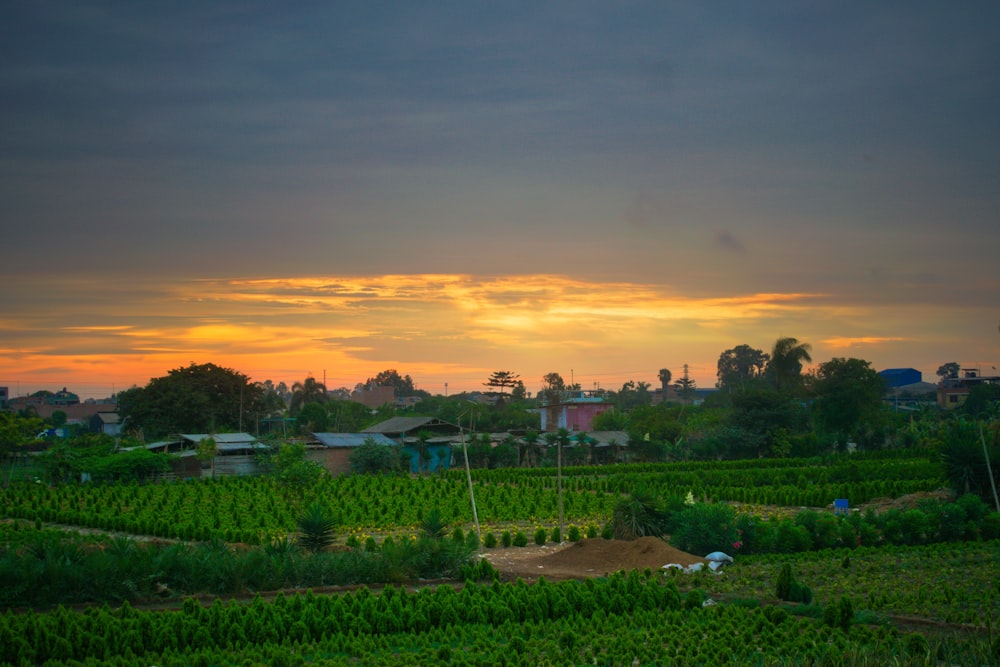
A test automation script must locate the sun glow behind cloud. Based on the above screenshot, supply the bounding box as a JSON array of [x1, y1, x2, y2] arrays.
[[0, 273, 978, 398]]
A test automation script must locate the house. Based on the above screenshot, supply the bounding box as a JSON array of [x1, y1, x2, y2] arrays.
[[306, 432, 397, 475], [138, 432, 268, 478], [363, 416, 460, 473], [937, 368, 1000, 410], [93, 411, 121, 437], [538, 390, 614, 432]]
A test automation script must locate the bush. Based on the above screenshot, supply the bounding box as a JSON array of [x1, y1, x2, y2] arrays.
[[513, 531, 528, 547], [500, 531, 512, 548], [669, 503, 738, 555], [533, 527, 547, 546], [550, 526, 561, 543], [483, 532, 498, 548], [567, 525, 581, 542], [296, 503, 337, 553]]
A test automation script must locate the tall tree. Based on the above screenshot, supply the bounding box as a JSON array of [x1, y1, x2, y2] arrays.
[[716, 344, 769, 392], [290, 376, 328, 414], [676, 364, 697, 404], [365, 369, 417, 396], [484, 371, 521, 396], [658, 368, 672, 396], [936, 362, 961, 381], [540, 372, 566, 404], [117, 362, 264, 439], [811, 357, 886, 446], [768, 337, 812, 393]]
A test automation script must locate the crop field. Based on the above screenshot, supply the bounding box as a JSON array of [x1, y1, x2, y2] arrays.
[[2, 449, 998, 665]]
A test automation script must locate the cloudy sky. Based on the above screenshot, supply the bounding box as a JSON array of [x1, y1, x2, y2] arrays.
[[2, 1, 998, 399]]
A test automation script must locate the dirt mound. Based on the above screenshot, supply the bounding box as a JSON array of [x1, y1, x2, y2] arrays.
[[485, 537, 706, 582]]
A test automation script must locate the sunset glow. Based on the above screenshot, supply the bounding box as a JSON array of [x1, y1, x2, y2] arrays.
[[2, 273, 993, 399]]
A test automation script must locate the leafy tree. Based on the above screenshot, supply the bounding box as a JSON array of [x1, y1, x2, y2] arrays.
[[728, 388, 808, 458], [540, 372, 566, 403], [117, 362, 265, 439], [510, 381, 527, 401], [364, 369, 419, 397], [716, 344, 769, 392], [767, 337, 812, 394], [627, 404, 683, 447], [484, 371, 521, 396], [811, 358, 886, 446], [296, 402, 329, 433], [936, 362, 960, 381], [939, 419, 999, 502], [289, 377, 327, 414], [268, 442, 326, 484], [959, 383, 1000, 420], [349, 437, 403, 474]]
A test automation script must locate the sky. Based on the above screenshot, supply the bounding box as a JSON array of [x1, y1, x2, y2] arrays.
[[2, 2, 999, 400]]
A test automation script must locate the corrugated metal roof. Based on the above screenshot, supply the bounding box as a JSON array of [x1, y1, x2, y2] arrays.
[[363, 416, 445, 434], [312, 433, 396, 448]]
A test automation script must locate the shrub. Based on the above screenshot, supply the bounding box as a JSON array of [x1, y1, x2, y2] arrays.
[[669, 503, 738, 556], [567, 525, 581, 542], [483, 532, 498, 548], [513, 531, 528, 547], [550, 526, 561, 543], [500, 531, 512, 548], [533, 527, 547, 546], [296, 503, 337, 553]]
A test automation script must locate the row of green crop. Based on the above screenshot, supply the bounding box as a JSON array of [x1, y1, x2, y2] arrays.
[[2, 573, 994, 667], [0, 453, 949, 543], [0, 527, 487, 609]]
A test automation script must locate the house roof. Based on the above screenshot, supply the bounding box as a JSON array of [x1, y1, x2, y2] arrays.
[[311, 432, 396, 448], [179, 433, 268, 451], [362, 416, 459, 435]]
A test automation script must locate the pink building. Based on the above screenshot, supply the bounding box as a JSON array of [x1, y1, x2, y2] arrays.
[[539, 391, 614, 432]]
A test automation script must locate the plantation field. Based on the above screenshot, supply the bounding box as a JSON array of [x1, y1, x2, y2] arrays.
[[2, 450, 998, 665], [0, 450, 947, 545]]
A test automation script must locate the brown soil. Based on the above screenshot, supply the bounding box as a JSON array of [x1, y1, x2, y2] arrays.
[[482, 537, 707, 583]]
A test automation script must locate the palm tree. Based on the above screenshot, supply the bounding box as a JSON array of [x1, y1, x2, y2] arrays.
[[290, 376, 328, 414], [769, 337, 812, 393], [658, 368, 672, 399]]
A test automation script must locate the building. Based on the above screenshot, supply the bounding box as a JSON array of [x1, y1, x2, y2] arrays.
[[363, 416, 460, 473], [937, 367, 1000, 410], [306, 432, 397, 475], [538, 390, 614, 432], [878, 368, 922, 388]]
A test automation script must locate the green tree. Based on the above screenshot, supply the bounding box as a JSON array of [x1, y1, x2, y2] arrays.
[[728, 388, 808, 457], [936, 362, 960, 381], [365, 369, 419, 397], [289, 377, 327, 415], [658, 368, 673, 397], [812, 357, 886, 446], [767, 337, 812, 394], [484, 371, 521, 396], [350, 438, 403, 474], [117, 362, 265, 439], [540, 372, 566, 403], [716, 344, 769, 392], [196, 437, 217, 478], [296, 402, 329, 433]]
